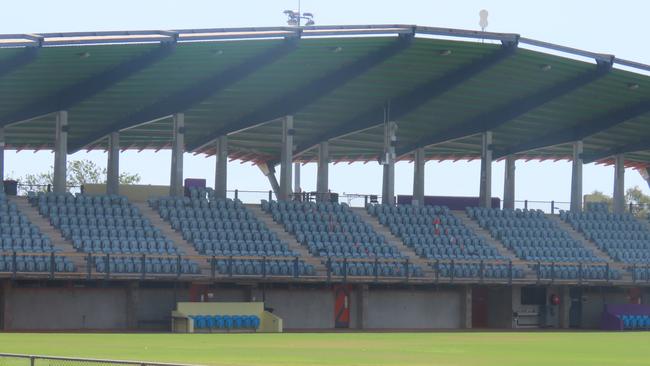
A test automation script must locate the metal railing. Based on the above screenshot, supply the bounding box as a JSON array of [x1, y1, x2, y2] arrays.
[[0, 353, 199, 366]]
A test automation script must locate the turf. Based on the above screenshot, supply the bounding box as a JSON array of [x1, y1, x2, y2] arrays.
[[0, 332, 647, 366]]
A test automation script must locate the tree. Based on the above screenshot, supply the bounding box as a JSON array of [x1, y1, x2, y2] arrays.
[[15, 159, 141, 194], [625, 186, 650, 217]]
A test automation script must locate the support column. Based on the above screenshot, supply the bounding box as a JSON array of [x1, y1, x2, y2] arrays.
[[258, 163, 280, 199], [381, 104, 396, 205], [0, 128, 5, 185], [170, 113, 185, 197], [53, 111, 68, 193], [461, 285, 472, 329], [478, 131, 493, 208], [559, 286, 571, 329], [613, 154, 625, 213], [412, 148, 425, 205], [106, 132, 120, 195], [570, 141, 584, 212], [356, 284, 368, 330], [214, 135, 228, 199], [317, 141, 329, 202], [503, 155, 516, 210], [279, 116, 294, 201], [294, 162, 301, 193]]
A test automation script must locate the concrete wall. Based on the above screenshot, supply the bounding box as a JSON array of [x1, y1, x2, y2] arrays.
[[580, 288, 628, 329], [83, 184, 170, 202], [136, 288, 188, 330], [365, 288, 461, 329], [255, 287, 335, 329], [6, 287, 128, 330]]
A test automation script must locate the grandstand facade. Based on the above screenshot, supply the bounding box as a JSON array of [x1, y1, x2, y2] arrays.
[[0, 25, 649, 331]]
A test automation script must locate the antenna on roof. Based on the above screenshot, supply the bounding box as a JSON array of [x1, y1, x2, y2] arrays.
[[479, 9, 489, 43]]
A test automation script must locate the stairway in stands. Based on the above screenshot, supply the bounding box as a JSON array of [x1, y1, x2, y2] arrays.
[[453, 211, 520, 263], [133, 202, 211, 274], [546, 214, 625, 269], [353, 207, 434, 276], [9, 196, 85, 271], [247, 204, 327, 276]]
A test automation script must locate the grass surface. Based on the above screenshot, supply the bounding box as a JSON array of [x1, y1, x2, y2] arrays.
[[0, 332, 647, 366]]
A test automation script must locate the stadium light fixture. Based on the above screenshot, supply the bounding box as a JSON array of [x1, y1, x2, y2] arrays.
[[283, 0, 315, 27]]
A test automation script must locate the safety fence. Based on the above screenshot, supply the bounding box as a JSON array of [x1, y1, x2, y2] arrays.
[[0, 251, 647, 285], [0, 354, 197, 366]]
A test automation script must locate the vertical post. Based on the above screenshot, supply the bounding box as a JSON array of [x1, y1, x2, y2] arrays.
[[503, 155, 516, 210], [214, 135, 228, 199], [381, 103, 396, 205], [279, 116, 294, 201], [613, 154, 625, 214], [170, 113, 185, 197], [0, 127, 5, 186], [570, 141, 584, 212], [479, 131, 493, 208], [294, 162, 301, 196], [53, 111, 68, 193], [412, 147, 425, 205], [106, 132, 120, 195], [317, 141, 330, 202]]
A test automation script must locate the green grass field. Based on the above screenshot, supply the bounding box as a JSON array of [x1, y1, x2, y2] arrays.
[[0, 332, 647, 366]]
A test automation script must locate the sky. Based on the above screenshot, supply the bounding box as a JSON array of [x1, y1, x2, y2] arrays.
[[1, 0, 649, 208]]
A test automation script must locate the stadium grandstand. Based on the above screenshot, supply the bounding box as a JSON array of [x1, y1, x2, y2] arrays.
[[0, 24, 649, 332]]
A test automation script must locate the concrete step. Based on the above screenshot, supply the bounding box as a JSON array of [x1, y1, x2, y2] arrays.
[[246, 204, 327, 275], [546, 214, 623, 268], [8, 196, 86, 271], [453, 210, 521, 263], [133, 202, 211, 273], [352, 208, 434, 275]]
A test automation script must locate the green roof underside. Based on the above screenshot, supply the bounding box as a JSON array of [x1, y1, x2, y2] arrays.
[[1, 29, 650, 169]]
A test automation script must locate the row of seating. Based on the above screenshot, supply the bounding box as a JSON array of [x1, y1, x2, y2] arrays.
[[619, 315, 650, 330], [560, 203, 650, 264], [0, 255, 75, 273], [369, 204, 505, 261], [190, 315, 260, 330], [468, 207, 601, 263], [531, 264, 620, 280], [328, 260, 423, 278], [0, 193, 56, 253], [431, 262, 525, 279], [151, 194, 300, 259], [214, 259, 315, 277], [29, 192, 129, 206], [92, 257, 200, 275]]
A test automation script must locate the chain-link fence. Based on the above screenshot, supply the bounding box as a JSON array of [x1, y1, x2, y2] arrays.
[[0, 354, 198, 366]]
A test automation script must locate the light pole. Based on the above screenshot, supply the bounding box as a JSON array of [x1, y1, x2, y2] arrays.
[[284, 0, 315, 26]]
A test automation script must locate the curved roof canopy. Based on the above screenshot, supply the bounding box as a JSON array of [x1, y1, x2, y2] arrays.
[[1, 24, 650, 168]]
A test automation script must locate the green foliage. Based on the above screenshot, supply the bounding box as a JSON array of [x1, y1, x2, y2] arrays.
[[14, 159, 140, 193]]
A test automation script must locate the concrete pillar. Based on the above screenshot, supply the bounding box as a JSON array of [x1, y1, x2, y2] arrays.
[[461, 285, 472, 329], [170, 113, 185, 197], [559, 286, 571, 329], [214, 135, 228, 199], [294, 162, 301, 193], [412, 148, 425, 205], [0, 128, 4, 186], [1, 280, 11, 330], [570, 141, 584, 212], [279, 116, 294, 201], [356, 284, 368, 330], [106, 132, 120, 195], [317, 142, 329, 202], [53, 111, 68, 193], [613, 154, 625, 214], [125, 282, 139, 329], [258, 163, 280, 199], [503, 155, 516, 210], [381, 105, 396, 205], [478, 131, 493, 208]]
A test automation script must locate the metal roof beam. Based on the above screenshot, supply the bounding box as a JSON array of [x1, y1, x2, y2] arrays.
[[396, 59, 613, 157], [0, 43, 176, 127], [186, 34, 414, 152], [583, 140, 650, 163], [68, 38, 299, 153], [493, 99, 650, 159], [0, 47, 39, 79], [292, 42, 518, 158]]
